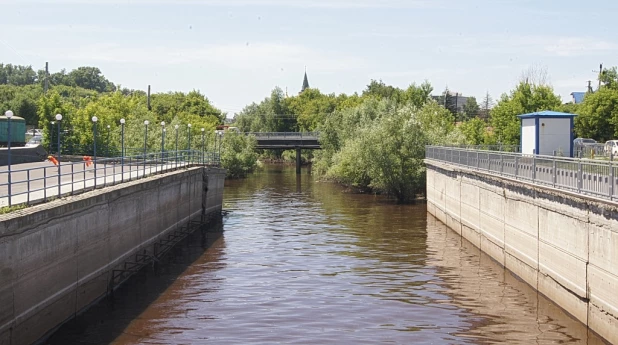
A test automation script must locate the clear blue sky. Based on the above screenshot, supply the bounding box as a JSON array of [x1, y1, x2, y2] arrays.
[[2, 0, 617, 115]]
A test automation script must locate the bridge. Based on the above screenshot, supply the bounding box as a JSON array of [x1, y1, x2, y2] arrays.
[[247, 132, 320, 174]]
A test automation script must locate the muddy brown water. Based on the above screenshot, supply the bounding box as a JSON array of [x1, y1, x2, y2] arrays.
[[46, 164, 607, 344]]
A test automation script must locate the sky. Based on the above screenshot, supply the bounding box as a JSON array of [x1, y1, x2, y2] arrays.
[[2, 0, 618, 116]]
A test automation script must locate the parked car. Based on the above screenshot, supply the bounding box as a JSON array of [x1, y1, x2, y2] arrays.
[[605, 140, 618, 155], [573, 138, 597, 146]]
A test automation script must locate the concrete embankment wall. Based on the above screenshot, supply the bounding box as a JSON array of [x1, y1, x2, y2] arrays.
[[426, 160, 618, 345], [0, 167, 225, 345]]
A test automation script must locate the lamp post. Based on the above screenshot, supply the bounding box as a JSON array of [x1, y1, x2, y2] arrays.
[[161, 121, 165, 166], [187, 124, 192, 163], [201, 128, 205, 165], [175, 124, 179, 168], [5, 110, 13, 206], [55, 113, 62, 197], [218, 132, 223, 159], [92, 116, 98, 188], [120, 118, 125, 163], [143, 120, 149, 177], [120, 118, 125, 181], [106, 124, 111, 156], [50, 121, 55, 152]]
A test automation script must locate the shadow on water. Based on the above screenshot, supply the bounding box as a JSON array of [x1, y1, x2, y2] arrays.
[[44, 218, 226, 345]]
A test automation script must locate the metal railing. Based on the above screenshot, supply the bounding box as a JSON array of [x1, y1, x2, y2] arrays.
[[246, 132, 320, 139], [426, 146, 618, 201], [0, 149, 220, 208]]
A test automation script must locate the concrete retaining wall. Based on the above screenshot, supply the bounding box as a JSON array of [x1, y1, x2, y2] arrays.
[[0, 167, 225, 345], [426, 159, 618, 344]]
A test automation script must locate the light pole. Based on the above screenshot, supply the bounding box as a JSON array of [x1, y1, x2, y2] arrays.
[[120, 118, 125, 181], [5, 110, 13, 206], [175, 124, 179, 168], [92, 116, 98, 188], [143, 120, 149, 177], [120, 118, 125, 162], [201, 128, 205, 165], [55, 113, 62, 197], [50, 121, 55, 152], [187, 124, 192, 163], [161, 121, 165, 166], [106, 124, 111, 156], [217, 131, 223, 163]]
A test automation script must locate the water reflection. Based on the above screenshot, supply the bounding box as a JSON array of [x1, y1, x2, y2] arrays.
[[46, 165, 607, 344]]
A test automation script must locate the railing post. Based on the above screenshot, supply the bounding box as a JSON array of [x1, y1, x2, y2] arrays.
[[515, 156, 519, 179], [500, 152, 504, 175], [609, 160, 614, 199], [476, 151, 479, 169], [532, 152, 537, 181], [552, 156, 557, 187], [577, 158, 583, 193]]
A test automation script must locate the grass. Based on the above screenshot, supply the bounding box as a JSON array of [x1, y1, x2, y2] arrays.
[[0, 203, 28, 214]]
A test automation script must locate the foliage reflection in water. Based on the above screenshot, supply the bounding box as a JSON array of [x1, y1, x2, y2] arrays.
[[47, 165, 607, 345]]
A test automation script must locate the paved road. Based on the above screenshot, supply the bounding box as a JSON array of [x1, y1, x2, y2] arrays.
[[0, 159, 191, 207]]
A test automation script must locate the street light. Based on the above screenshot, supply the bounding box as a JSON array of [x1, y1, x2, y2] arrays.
[[50, 121, 55, 152], [106, 124, 111, 156], [201, 128, 205, 165], [143, 120, 149, 177], [218, 131, 223, 158], [161, 121, 165, 166], [5, 110, 13, 206], [92, 116, 98, 188], [187, 123, 192, 162], [120, 118, 125, 181], [55, 113, 62, 197], [175, 124, 179, 168]]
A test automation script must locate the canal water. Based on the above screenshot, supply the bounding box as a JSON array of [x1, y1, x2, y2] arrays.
[[46, 165, 607, 344]]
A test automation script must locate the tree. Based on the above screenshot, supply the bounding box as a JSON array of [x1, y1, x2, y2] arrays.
[[67, 67, 116, 92], [574, 88, 618, 141], [459, 118, 487, 145], [462, 97, 480, 121], [490, 82, 561, 145], [599, 66, 618, 89], [480, 92, 493, 120]]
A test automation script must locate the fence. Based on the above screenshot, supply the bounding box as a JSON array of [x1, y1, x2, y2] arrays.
[[425, 146, 618, 201], [0, 149, 220, 208]]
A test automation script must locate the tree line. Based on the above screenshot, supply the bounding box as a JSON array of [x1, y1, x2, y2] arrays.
[[0, 63, 257, 178], [232, 66, 618, 201]]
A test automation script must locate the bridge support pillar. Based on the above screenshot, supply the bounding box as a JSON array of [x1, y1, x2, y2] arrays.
[[296, 148, 301, 175]]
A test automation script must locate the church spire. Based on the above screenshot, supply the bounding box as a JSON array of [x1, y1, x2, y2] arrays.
[[301, 66, 309, 92]]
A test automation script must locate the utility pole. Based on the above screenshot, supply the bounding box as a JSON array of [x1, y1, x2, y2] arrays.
[[147, 85, 151, 111], [44, 62, 49, 94]]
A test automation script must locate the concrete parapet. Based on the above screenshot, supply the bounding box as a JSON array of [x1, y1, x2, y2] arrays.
[[425, 159, 618, 344], [0, 167, 225, 345]]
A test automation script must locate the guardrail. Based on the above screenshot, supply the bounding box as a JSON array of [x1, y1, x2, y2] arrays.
[[425, 146, 618, 201], [0, 149, 220, 208], [246, 132, 320, 138]]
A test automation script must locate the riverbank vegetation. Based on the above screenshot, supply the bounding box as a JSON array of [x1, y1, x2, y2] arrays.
[[0, 63, 256, 178], [233, 66, 618, 202]]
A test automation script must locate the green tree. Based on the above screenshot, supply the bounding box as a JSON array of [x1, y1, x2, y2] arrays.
[[462, 97, 480, 121], [573, 88, 618, 141], [459, 117, 487, 145], [490, 82, 561, 145]]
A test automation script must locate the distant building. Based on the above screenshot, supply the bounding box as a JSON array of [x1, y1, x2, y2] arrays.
[[301, 69, 310, 93], [431, 91, 469, 113], [570, 92, 585, 104]]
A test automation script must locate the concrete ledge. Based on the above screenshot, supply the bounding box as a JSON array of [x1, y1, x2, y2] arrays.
[[425, 159, 618, 344], [0, 166, 226, 345]]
